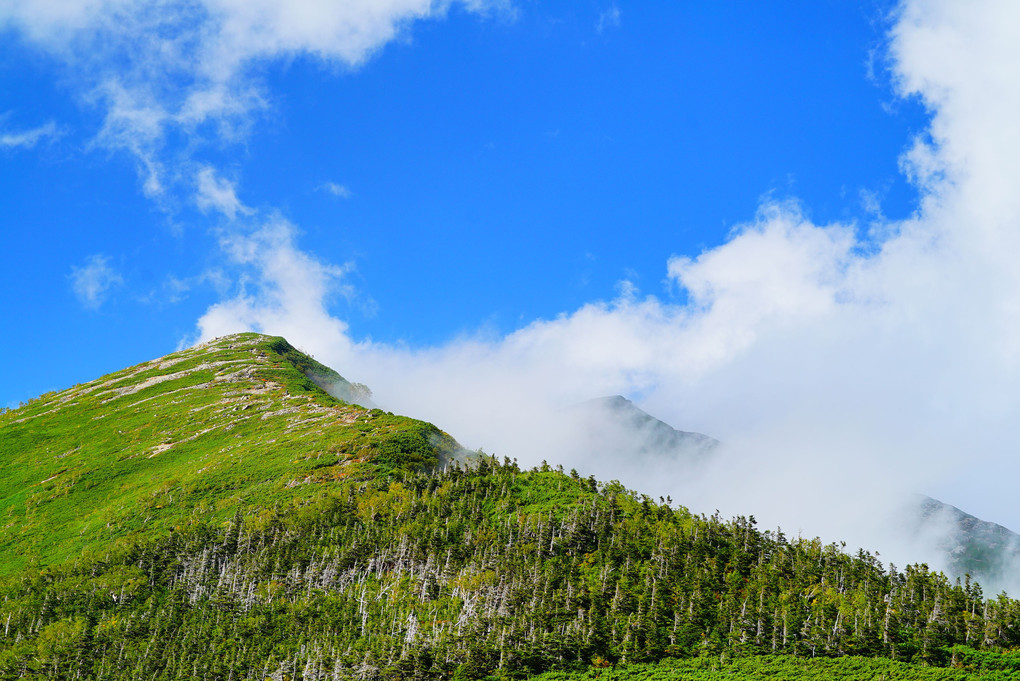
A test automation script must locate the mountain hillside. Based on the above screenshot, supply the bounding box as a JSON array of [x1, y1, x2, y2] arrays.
[[3, 338, 1020, 679], [564, 396, 717, 471], [915, 496, 1020, 591], [0, 333, 460, 573]]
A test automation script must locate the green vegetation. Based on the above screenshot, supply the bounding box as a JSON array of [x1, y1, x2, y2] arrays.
[[2, 334, 1020, 679], [535, 653, 1020, 679], [0, 333, 459, 573], [2, 460, 1020, 678]]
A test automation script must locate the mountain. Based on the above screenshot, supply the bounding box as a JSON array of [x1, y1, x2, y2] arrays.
[[0, 332, 460, 574], [568, 397, 1020, 594], [915, 495, 1020, 591], [564, 395, 718, 471], [3, 336, 1020, 679]]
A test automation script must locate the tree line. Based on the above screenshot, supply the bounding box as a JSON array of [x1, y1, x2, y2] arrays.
[[1, 458, 1019, 679]]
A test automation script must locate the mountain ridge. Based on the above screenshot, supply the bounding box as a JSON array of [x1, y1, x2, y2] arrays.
[[916, 495, 1020, 587], [0, 332, 460, 573], [569, 395, 718, 461]]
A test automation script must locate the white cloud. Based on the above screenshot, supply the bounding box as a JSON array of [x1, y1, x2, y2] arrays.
[[0, 120, 61, 148], [320, 181, 352, 198], [196, 215, 356, 352], [0, 0, 509, 197], [596, 5, 620, 34], [148, 269, 230, 305], [196, 166, 250, 219], [188, 0, 1020, 587], [70, 254, 123, 309]]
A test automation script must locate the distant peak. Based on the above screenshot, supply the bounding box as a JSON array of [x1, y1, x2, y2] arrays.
[[581, 395, 633, 408]]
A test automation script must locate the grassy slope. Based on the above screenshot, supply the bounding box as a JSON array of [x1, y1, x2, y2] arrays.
[[0, 332, 459, 573]]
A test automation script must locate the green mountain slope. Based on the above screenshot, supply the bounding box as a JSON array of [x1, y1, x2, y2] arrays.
[[0, 332, 459, 574], [2, 337, 1020, 680]]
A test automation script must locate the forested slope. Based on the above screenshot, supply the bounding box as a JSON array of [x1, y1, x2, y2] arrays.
[[2, 336, 1020, 679], [2, 460, 1020, 679]]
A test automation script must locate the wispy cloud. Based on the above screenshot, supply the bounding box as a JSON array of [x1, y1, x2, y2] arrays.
[[196, 215, 357, 349], [596, 5, 621, 34], [70, 254, 123, 309], [196, 167, 250, 220], [319, 181, 352, 198], [0, 0, 509, 201], [144, 270, 231, 305], [0, 120, 61, 149]]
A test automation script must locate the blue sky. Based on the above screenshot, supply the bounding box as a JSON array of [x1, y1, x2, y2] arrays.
[[1, 1, 924, 406], [7, 0, 1020, 560]]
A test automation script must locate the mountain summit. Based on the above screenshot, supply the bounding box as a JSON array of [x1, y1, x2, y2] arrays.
[[0, 333, 459, 573], [915, 495, 1020, 592], [567, 395, 718, 467]]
